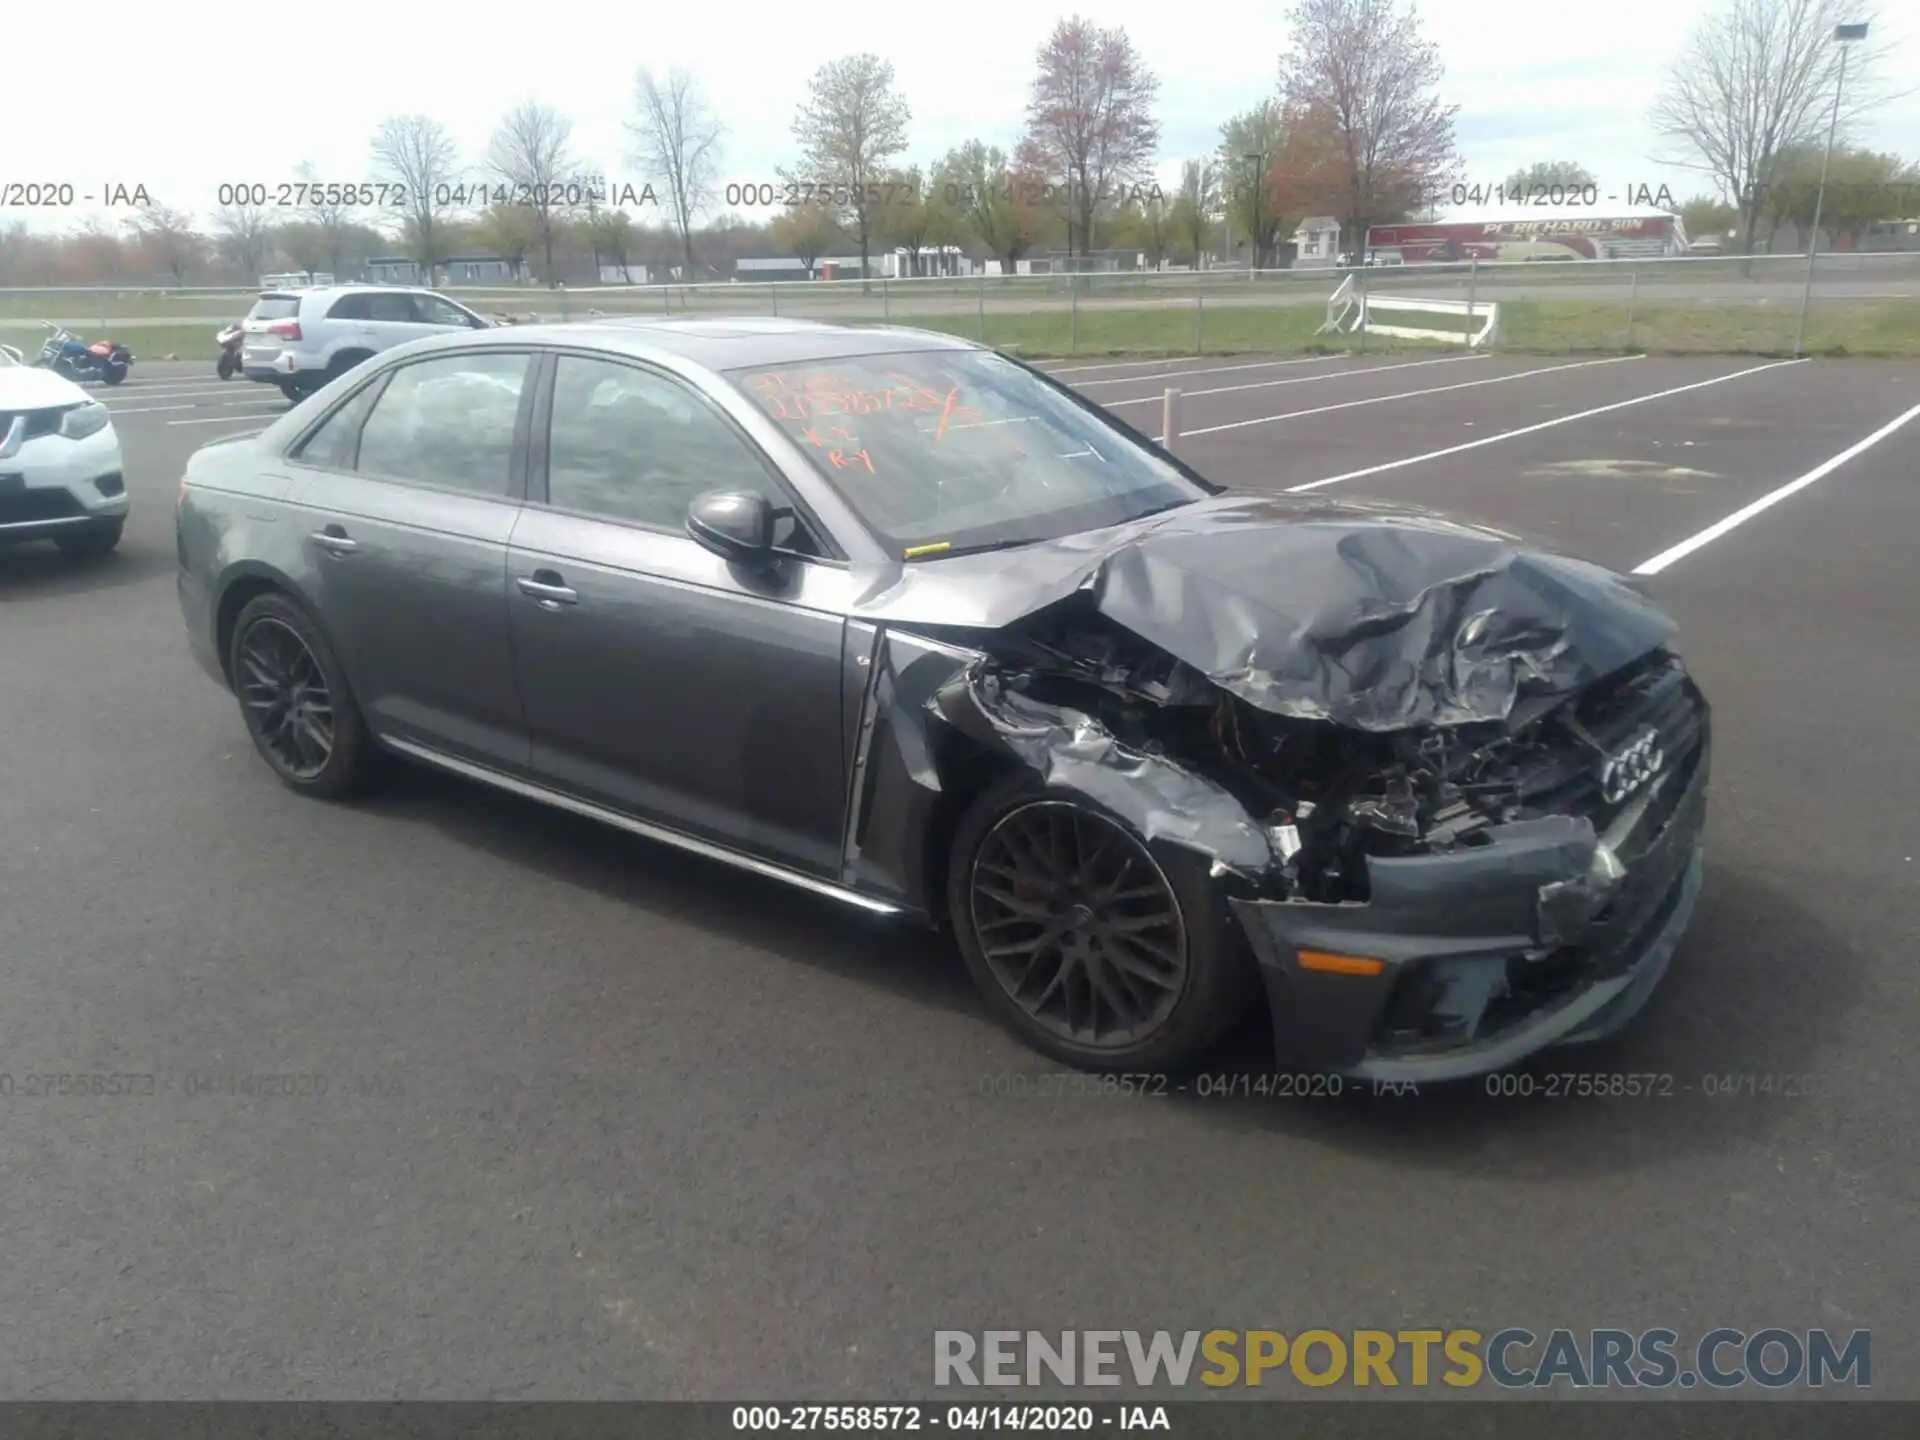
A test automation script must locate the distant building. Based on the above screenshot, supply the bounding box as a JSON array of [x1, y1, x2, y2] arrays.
[[365, 254, 522, 285], [260, 270, 335, 289], [1290, 217, 1342, 267], [1862, 218, 1920, 252]]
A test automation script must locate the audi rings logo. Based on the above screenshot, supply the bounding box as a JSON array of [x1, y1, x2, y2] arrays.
[[1600, 726, 1665, 804]]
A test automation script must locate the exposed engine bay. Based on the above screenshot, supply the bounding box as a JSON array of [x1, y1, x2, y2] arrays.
[[960, 595, 1683, 906]]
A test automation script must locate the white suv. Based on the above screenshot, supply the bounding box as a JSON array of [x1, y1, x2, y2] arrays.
[[240, 284, 493, 400]]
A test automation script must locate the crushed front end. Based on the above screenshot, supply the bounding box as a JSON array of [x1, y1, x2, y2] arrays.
[[846, 497, 1714, 1079], [912, 599, 1708, 1082], [1226, 648, 1710, 1080]]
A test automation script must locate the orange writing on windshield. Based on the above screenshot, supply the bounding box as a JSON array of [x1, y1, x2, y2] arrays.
[[750, 369, 983, 431]]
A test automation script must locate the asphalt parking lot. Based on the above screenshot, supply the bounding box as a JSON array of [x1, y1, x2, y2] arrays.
[[3, 348, 1917, 1400]]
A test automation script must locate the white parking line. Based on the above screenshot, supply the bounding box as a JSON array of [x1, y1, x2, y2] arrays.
[[1108, 354, 1478, 408], [108, 403, 202, 415], [1153, 355, 1637, 443], [1072, 355, 1343, 387], [109, 388, 256, 403], [166, 409, 284, 426], [1043, 353, 1336, 378], [1285, 358, 1804, 493], [1632, 398, 1920, 575]]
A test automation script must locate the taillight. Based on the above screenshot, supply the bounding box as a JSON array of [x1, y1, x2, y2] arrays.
[[267, 321, 302, 341]]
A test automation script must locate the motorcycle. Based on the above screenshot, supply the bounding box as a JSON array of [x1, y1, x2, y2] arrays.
[[216, 320, 245, 379], [35, 321, 134, 385]]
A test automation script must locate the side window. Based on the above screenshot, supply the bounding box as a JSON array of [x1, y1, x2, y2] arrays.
[[326, 293, 370, 321], [292, 379, 385, 470], [354, 353, 529, 496], [544, 356, 812, 548], [365, 292, 417, 323], [416, 294, 477, 328]]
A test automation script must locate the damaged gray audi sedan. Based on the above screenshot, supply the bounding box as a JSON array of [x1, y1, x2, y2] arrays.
[[176, 318, 1709, 1082]]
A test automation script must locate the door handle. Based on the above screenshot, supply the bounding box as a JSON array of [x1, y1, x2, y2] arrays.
[[309, 525, 358, 555], [516, 571, 578, 607]]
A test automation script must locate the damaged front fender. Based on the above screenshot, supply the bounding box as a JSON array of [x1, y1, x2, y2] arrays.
[[837, 627, 1282, 917]]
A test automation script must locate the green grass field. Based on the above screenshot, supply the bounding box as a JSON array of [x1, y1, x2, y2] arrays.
[[7, 295, 1915, 367]]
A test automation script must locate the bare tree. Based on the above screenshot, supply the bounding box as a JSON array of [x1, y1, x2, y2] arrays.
[[1279, 0, 1460, 252], [1501, 160, 1599, 200], [371, 114, 461, 285], [213, 202, 274, 282], [293, 159, 353, 279], [769, 205, 842, 279], [932, 140, 1059, 276], [1022, 17, 1161, 265], [126, 205, 206, 285], [789, 54, 912, 285], [1173, 159, 1218, 264], [488, 101, 581, 285], [475, 202, 537, 282], [1651, 0, 1896, 255], [1218, 101, 1288, 268], [629, 67, 724, 277]]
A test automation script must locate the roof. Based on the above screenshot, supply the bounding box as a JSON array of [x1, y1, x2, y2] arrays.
[[1425, 203, 1679, 225], [411, 316, 983, 369]]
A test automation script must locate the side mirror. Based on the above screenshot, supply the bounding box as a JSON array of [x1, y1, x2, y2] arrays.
[[687, 490, 776, 566]]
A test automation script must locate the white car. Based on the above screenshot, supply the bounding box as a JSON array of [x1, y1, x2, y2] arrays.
[[0, 347, 128, 558], [240, 284, 493, 401]]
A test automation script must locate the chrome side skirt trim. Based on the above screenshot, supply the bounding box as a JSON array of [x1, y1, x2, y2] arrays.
[[0, 513, 99, 533], [381, 736, 906, 916]]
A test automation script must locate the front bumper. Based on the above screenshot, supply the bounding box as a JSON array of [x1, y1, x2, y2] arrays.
[[0, 422, 128, 543], [243, 345, 304, 384], [1231, 736, 1710, 1082]]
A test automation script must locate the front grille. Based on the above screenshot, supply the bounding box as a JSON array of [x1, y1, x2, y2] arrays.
[[1510, 651, 1708, 834], [1366, 653, 1710, 1058], [0, 406, 73, 442], [0, 486, 85, 524]]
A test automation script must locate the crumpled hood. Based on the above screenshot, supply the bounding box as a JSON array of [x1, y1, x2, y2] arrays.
[[854, 493, 1677, 731]]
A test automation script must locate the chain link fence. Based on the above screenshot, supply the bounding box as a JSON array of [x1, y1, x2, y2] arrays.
[[3, 252, 1915, 359]]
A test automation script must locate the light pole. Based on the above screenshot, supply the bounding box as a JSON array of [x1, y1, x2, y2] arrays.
[[1245, 152, 1266, 270], [1794, 20, 1869, 358]]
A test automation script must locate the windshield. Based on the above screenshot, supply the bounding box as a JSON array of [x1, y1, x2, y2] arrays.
[[727, 349, 1206, 558]]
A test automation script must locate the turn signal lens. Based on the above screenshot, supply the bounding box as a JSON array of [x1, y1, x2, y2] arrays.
[[1296, 950, 1385, 977]]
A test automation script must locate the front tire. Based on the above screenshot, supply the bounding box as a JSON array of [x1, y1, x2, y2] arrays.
[[946, 774, 1253, 1073], [228, 592, 380, 799], [101, 363, 127, 385], [217, 352, 237, 379], [54, 518, 124, 559]]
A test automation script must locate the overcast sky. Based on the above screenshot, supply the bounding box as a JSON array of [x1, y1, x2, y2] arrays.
[[10, 0, 1918, 234]]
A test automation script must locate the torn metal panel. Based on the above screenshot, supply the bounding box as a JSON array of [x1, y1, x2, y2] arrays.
[[927, 661, 1277, 877], [841, 630, 986, 912]]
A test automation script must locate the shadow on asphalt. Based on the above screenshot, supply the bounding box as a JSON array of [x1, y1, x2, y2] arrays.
[[354, 760, 986, 1022], [0, 535, 174, 600], [335, 757, 1848, 1178], [1164, 863, 1850, 1175]]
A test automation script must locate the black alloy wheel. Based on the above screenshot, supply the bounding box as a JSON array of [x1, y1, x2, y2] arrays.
[[967, 800, 1189, 1049], [236, 616, 337, 781]]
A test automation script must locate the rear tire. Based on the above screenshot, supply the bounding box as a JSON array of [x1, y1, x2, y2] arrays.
[[54, 518, 124, 559], [946, 772, 1254, 1073], [228, 592, 381, 800], [217, 352, 237, 380]]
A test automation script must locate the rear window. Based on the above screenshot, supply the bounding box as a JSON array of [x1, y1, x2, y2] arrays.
[[247, 295, 301, 321]]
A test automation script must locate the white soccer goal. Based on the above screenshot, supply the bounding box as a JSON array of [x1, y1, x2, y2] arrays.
[[1317, 275, 1501, 348]]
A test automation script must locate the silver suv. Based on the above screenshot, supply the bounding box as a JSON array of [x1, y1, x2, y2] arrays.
[[241, 285, 492, 400]]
